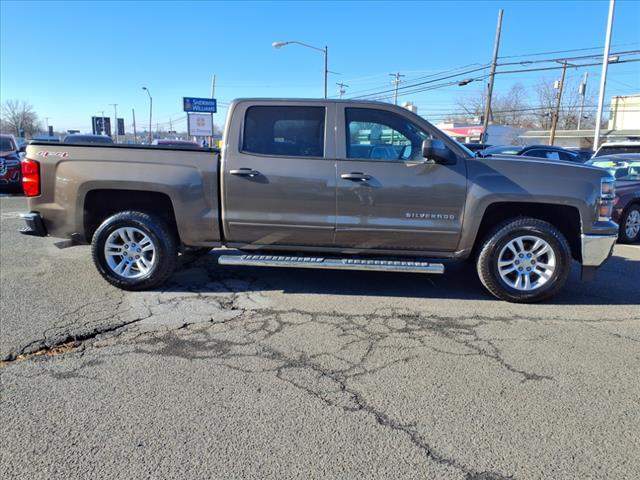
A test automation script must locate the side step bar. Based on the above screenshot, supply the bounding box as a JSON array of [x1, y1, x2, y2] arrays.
[[218, 254, 445, 274]]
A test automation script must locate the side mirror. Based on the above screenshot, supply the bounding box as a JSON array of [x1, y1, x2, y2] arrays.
[[19, 145, 26, 153], [422, 139, 454, 164]]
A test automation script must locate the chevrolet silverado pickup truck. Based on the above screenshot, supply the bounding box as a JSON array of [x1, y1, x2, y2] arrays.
[[20, 99, 618, 302]]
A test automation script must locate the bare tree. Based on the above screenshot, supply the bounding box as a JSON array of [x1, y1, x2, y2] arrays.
[[533, 77, 595, 130], [1, 99, 42, 138], [448, 83, 535, 127]]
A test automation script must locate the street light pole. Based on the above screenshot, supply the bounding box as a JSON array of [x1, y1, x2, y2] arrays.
[[593, 0, 615, 152], [142, 87, 152, 144], [273, 41, 329, 98]]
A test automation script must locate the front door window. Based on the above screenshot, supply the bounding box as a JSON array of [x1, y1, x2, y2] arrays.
[[346, 108, 430, 162]]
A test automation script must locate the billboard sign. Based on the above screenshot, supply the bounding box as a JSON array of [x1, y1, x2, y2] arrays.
[[188, 113, 213, 136], [183, 97, 217, 113], [92, 116, 111, 136]]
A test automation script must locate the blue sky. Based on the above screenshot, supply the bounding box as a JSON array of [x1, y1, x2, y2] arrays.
[[1, 0, 639, 132]]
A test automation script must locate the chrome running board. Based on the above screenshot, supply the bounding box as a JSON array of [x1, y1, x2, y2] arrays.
[[218, 254, 445, 274]]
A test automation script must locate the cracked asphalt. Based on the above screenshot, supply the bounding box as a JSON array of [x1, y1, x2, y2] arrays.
[[1, 195, 639, 479]]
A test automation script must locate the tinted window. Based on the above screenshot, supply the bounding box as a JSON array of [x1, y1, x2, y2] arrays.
[[523, 149, 547, 158], [346, 108, 429, 161], [243, 106, 325, 157], [0, 137, 16, 151], [558, 151, 578, 162]]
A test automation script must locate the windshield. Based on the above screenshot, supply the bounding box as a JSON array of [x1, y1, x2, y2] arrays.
[[595, 145, 640, 157], [481, 145, 523, 156], [588, 160, 640, 180]]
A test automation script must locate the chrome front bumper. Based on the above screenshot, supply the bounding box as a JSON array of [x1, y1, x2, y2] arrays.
[[581, 234, 617, 267]]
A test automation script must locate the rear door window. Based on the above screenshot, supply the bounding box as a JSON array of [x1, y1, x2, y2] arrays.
[[242, 106, 325, 157]]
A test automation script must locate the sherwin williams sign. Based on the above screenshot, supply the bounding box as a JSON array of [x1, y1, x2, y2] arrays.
[[183, 97, 217, 113]]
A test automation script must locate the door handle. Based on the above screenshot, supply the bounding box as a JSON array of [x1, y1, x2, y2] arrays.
[[340, 172, 372, 182], [230, 168, 260, 177]]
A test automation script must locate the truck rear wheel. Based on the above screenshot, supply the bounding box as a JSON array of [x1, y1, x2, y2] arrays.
[[476, 217, 571, 303], [91, 211, 178, 290]]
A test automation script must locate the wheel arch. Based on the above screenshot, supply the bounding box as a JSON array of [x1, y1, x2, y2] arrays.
[[83, 189, 179, 244], [471, 202, 582, 261]]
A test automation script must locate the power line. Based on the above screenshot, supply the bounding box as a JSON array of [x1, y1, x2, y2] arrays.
[[498, 41, 639, 59]]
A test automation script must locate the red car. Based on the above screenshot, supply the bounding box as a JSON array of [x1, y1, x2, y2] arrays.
[[588, 154, 640, 243], [0, 134, 23, 193]]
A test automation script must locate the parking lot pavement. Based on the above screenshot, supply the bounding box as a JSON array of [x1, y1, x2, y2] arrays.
[[1, 194, 639, 479]]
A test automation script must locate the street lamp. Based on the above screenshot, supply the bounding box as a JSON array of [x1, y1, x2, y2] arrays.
[[272, 40, 328, 98], [142, 86, 152, 144]]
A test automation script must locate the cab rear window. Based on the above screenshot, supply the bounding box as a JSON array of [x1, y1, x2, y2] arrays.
[[242, 106, 325, 158]]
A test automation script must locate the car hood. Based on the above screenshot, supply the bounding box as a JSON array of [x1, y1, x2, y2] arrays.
[[481, 154, 604, 172]]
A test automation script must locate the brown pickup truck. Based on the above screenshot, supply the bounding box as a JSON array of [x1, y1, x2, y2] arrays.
[[20, 99, 618, 302]]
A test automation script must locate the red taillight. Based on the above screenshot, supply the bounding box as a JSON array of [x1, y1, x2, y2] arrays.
[[22, 159, 40, 197]]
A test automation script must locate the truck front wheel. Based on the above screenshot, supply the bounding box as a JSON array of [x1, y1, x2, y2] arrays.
[[476, 217, 571, 303], [91, 211, 178, 290]]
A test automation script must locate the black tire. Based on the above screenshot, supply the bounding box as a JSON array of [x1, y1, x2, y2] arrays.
[[91, 211, 178, 290], [618, 204, 640, 244], [476, 217, 571, 303]]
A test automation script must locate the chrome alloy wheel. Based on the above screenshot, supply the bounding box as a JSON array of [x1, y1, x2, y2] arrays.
[[625, 209, 640, 239], [497, 235, 556, 291], [104, 227, 156, 279]]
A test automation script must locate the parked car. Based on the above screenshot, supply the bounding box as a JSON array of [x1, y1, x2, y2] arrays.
[[481, 144, 581, 162], [593, 140, 640, 158], [20, 99, 618, 303], [463, 142, 492, 152], [63, 134, 113, 144], [587, 154, 640, 243], [0, 134, 23, 193], [151, 139, 202, 148]]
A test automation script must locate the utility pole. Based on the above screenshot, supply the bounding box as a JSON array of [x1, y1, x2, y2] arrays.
[[336, 82, 349, 99], [577, 72, 588, 131], [389, 72, 405, 105], [132, 108, 137, 144], [481, 8, 504, 144], [549, 61, 568, 145], [101, 111, 105, 135], [210, 74, 216, 147], [109, 104, 118, 143], [594, 0, 615, 152], [324, 46, 328, 99]]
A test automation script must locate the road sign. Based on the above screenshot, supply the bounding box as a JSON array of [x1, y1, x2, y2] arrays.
[[188, 113, 213, 136], [183, 97, 217, 113]]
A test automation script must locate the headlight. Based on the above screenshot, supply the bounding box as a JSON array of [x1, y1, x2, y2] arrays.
[[598, 176, 616, 221], [600, 177, 615, 199]]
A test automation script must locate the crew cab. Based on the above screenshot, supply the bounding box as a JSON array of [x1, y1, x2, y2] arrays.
[[20, 99, 618, 302]]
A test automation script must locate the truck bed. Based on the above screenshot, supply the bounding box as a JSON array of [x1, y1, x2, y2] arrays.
[[24, 142, 222, 246]]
